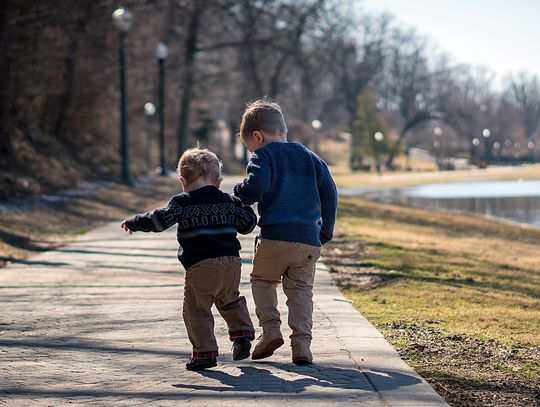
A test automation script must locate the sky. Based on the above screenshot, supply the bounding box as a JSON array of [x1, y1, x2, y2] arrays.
[[360, 0, 540, 86]]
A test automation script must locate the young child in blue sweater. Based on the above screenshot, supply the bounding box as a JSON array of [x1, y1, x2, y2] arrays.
[[234, 99, 338, 365]]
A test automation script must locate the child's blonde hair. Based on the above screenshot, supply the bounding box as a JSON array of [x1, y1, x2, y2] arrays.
[[177, 145, 222, 184], [239, 98, 288, 141]]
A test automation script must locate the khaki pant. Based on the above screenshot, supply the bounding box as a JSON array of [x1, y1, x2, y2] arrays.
[[251, 238, 321, 345], [183, 256, 254, 353]]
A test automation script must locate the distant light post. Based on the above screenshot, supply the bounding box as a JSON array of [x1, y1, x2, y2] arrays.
[[374, 131, 384, 174], [528, 141, 536, 162], [482, 128, 491, 165], [503, 139, 512, 159], [471, 137, 480, 165], [156, 42, 169, 176], [433, 126, 442, 169], [492, 141, 501, 161], [112, 7, 134, 186], [311, 119, 322, 154], [143, 102, 156, 170]]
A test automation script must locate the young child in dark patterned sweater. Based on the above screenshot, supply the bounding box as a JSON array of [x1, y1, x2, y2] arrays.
[[121, 147, 257, 371]]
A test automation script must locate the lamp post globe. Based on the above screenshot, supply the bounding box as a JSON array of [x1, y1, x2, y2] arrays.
[[144, 102, 156, 117], [112, 7, 133, 32], [112, 6, 133, 186], [156, 42, 168, 60]]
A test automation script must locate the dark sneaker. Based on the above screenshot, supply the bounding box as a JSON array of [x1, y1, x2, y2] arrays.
[[186, 357, 217, 371], [232, 337, 252, 361]]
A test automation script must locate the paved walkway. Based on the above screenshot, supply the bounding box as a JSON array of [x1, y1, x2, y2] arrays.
[[0, 190, 448, 406]]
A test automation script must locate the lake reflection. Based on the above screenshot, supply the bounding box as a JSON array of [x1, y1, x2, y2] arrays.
[[365, 180, 540, 227]]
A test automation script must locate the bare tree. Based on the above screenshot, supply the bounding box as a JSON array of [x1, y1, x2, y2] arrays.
[[175, 1, 206, 156], [325, 12, 390, 129], [0, 0, 9, 158], [439, 66, 498, 140], [378, 28, 441, 168], [504, 71, 540, 141], [53, 3, 94, 140], [228, 0, 326, 99]]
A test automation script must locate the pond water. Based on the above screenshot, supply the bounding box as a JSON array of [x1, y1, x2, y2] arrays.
[[361, 180, 540, 227]]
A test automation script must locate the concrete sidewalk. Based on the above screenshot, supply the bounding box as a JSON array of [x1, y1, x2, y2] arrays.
[[0, 211, 448, 406]]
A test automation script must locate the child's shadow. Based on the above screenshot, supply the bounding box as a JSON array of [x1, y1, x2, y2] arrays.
[[172, 362, 420, 394]]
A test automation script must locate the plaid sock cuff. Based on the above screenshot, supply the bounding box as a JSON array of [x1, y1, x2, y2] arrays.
[[192, 350, 218, 359], [229, 330, 255, 341]]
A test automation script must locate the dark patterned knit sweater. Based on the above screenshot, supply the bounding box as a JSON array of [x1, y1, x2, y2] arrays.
[[124, 185, 257, 269]]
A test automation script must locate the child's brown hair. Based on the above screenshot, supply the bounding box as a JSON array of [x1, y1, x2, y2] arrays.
[[239, 98, 288, 140], [177, 146, 222, 185]]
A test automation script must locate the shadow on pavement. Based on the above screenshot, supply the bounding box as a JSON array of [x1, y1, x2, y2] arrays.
[[171, 363, 421, 394], [0, 258, 70, 267], [0, 338, 189, 358], [54, 249, 172, 258]]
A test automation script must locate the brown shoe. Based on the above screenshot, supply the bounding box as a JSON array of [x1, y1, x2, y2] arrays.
[[292, 342, 312, 365], [252, 331, 284, 360]]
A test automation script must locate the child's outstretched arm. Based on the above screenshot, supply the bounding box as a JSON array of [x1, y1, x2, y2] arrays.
[[120, 197, 179, 234], [233, 151, 271, 205]]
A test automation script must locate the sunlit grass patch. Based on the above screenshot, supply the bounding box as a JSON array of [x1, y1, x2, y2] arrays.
[[335, 197, 540, 345]]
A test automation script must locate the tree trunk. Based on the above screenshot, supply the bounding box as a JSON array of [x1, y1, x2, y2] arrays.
[[385, 131, 405, 170], [54, 32, 80, 138], [53, 4, 93, 140], [177, 2, 202, 157], [0, 0, 10, 157]]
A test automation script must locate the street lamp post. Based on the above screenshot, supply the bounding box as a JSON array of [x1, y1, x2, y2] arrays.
[[374, 131, 384, 174], [156, 42, 169, 176], [492, 141, 501, 162], [471, 137, 480, 165], [482, 128, 491, 165], [143, 102, 156, 170], [504, 139, 512, 160], [311, 119, 322, 154], [433, 126, 442, 169], [528, 141, 536, 162], [112, 7, 134, 186]]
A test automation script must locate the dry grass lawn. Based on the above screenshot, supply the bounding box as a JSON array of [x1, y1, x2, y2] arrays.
[[324, 197, 540, 405]]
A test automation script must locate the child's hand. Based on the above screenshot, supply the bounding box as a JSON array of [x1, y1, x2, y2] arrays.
[[120, 221, 133, 235]]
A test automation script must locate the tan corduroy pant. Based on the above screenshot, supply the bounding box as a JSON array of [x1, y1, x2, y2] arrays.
[[251, 238, 321, 345], [182, 256, 254, 353]]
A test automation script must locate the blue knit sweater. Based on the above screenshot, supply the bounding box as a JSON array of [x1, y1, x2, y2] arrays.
[[233, 141, 338, 247]]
